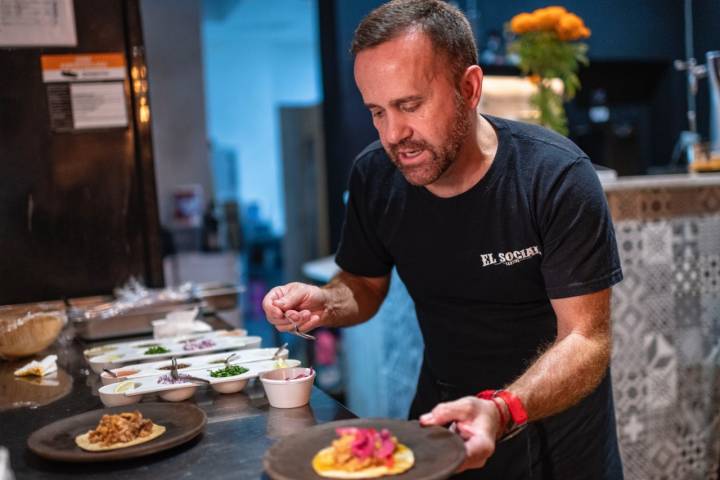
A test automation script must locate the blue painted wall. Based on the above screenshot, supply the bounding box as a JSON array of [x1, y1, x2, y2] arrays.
[[201, 0, 323, 235]]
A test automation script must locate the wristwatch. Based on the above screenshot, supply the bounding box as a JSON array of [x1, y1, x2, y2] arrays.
[[477, 389, 528, 441]]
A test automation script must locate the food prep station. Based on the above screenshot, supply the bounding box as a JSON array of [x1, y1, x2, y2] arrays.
[[0, 303, 356, 479]]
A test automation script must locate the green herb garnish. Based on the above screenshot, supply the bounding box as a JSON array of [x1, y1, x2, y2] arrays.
[[144, 345, 170, 355], [209, 365, 249, 378]]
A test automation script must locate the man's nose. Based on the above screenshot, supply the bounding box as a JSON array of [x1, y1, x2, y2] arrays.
[[384, 113, 411, 145]]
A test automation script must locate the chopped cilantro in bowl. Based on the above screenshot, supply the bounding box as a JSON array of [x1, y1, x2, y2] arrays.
[[144, 345, 170, 355], [209, 365, 249, 378]]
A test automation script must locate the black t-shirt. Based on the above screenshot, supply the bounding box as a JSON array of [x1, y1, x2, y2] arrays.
[[336, 115, 622, 387], [336, 115, 624, 479]]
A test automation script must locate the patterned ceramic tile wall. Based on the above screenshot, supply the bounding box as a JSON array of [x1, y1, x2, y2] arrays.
[[608, 186, 720, 480]]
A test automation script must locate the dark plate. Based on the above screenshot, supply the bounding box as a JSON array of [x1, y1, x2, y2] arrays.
[[27, 403, 206, 462], [263, 418, 465, 480]]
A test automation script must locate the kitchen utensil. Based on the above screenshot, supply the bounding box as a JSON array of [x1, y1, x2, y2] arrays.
[[170, 357, 209, 385], [707, 51, 720, 152], [223, 352, 237, 366], [284, 315, 316, 341], [272, 343, 288, 360]]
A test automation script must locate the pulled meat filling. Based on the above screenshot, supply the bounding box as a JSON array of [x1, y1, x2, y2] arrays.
[[87, 411, 154, 446], [328, 428, 397, 471]]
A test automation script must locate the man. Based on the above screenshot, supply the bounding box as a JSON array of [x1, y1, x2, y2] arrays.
[[262, 1, 624, 478]]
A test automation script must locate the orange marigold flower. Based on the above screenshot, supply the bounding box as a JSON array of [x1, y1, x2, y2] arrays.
[[556, 12, 586, 41], [510, 12, 536, 34], [533, 6, 567, 30]]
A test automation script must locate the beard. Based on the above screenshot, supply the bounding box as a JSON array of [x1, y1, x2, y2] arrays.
[[386, 90, 472, 186]]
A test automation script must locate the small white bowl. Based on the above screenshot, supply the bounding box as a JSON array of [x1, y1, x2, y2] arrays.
[[211, 378, 248, 394], [217, 328, 248, 338], [226, 336, 262, 350], [100, 368, 143, 386], [88, 354, 124, 374], [158, 385, 197, 402], [98, 382, 142, 407], [260, 367, 315, 409], [100, 372, 117, 386], [83, 345, 118, 359]]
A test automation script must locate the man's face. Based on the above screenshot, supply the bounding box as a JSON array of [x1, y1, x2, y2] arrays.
[[354, 30, 471, 186]]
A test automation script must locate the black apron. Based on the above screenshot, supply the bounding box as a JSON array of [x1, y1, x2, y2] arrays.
[[408, 359, 625, 480]]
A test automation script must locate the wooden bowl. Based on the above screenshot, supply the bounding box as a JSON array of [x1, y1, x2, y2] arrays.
[[0, 304, 66, 359]]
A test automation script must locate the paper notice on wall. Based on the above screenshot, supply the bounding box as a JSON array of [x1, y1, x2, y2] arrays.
[[0, 0, 77, 47], [41, 53, 126, 83], [70, 82, 128, 129], [46, 83, 73, 131]]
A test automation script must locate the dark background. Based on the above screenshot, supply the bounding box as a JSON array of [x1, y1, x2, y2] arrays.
[[1, 0, 718, 303], [0, 0, 162, 304], [319, 0, 720, 249]]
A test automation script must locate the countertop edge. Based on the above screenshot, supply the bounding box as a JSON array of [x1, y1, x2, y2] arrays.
[[601, 173, 720, 191]]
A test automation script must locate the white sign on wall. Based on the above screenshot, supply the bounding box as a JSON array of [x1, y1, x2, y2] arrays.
[[0, 0, 77, 47], [40, 53, 129, 131], [70, 82, 128, 130]]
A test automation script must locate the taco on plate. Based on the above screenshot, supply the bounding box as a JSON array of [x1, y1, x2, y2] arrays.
[[75, 411, 165, 452], [312, 427, 414, 478]]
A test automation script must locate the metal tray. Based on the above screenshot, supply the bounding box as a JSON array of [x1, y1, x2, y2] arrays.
[[70, 283, 241, 341], [72, 300, 201, 341], [195, 282, 242, 311]]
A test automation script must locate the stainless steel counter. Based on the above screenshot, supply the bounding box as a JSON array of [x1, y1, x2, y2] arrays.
[[0, 321, 355, 479], [601, 172, 720, 191]]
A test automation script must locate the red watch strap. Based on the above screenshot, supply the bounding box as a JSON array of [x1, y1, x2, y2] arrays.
[[494, 390, 528, 426], [477, 390, 494, 400], [476, 390, 508, 430]]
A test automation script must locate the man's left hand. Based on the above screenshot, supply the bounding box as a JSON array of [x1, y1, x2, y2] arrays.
[[419, 396, 503, 472]]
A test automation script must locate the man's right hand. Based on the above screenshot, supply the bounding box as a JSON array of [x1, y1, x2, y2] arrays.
[[262, 282, 328, 333]]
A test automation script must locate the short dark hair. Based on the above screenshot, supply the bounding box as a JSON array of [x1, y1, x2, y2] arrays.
[[351, 0, 478, 83]]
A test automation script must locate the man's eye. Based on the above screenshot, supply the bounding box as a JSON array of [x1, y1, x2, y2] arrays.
[[402, 103, 420, 112], [371, 110, 384, 119]]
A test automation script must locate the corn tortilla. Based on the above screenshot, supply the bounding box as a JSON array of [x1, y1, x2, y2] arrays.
[[312, 443, 414, 478], [75, 423, 166, 452]]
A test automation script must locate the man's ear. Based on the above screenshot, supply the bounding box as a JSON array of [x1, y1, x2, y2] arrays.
[[460, 65, 484, 110]]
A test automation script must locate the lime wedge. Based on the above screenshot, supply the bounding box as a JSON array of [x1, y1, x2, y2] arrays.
[[114, 381, 136, 393]]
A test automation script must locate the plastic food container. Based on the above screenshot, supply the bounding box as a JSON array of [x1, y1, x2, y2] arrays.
[[259, 367, 315, 409], [71, 282, 242, 341]]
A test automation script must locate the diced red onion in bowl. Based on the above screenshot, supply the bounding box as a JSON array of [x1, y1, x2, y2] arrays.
[[182, 339, 216, 351], [157, 373, 191, 384]]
